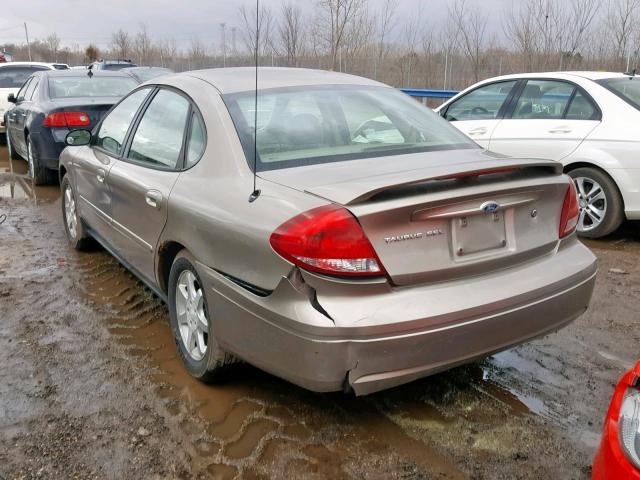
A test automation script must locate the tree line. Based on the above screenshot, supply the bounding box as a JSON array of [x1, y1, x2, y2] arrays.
[[2, 0, 640, 90]]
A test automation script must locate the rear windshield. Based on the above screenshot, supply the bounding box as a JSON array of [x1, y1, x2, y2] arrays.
[[103, 63, 136, 71], [598, 77, 640, 110], [0, 66, 49, 88], [223, 85, 476, 171], [48, 76, 138, 98], [128, 68, 172, 82]]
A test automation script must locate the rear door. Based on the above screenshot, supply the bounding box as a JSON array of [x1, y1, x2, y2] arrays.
[[106, 87, 194, 283], [441, 80, 519, 148], [75, 87, 152, 240], [489, 79, 601, 160]]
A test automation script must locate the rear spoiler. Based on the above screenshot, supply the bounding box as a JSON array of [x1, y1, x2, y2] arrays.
[[305, 159, 563, 205]]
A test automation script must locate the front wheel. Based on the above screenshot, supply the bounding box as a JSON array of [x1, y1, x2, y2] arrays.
[[168, 251, 237, 382], [568, 167, 624, 238]]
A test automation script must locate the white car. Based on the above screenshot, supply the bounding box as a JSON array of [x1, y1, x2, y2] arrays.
[[436, 72, 640, 238], [0, 62, 59, 141]]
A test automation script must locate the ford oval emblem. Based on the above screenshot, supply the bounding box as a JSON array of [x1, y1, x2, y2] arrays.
[[482, 202, 500, 214]]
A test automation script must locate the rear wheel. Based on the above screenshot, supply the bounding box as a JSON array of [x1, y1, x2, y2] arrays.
[[61, 175, 91, 251], [0, 132, 6, 146], [168, 251, 237, 382], [27, 135, 57, 186], [568, 167, 624, 238]]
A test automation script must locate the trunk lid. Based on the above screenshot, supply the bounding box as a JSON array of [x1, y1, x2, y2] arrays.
[[49, 97, 120, 127], [261, 149, 568, 286]]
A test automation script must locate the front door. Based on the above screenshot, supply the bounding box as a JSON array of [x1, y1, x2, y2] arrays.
[[489, 79, 601, 160], [78, 87, 152, 239], [106, 88, 191, 283]]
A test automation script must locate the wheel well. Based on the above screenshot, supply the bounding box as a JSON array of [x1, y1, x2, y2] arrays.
[[157, 241, 186, 294], [59, 165, 67, 183], [563, 162, 625, 208]]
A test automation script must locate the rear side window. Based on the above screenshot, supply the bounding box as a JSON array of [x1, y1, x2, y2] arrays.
[[565, 91, 598, 120], [96, 88, 151, 156], [511, 80, 574, 119], [445, 81, 517, 121], [0, 66, 49, 88], [127, 89, 190, 169], [186, 113, 206, 167], [23, 77, 39, 101]]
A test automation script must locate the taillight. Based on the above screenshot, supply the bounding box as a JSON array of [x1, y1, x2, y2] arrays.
[[43, 111, 90, 128], [269, 205, 386, 277], [559, 180, 580, 238]]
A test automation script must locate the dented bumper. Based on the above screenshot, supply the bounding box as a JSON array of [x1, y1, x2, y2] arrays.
[[197, 238, 596, 395]]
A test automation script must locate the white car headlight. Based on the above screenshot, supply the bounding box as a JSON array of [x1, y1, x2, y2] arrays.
[[619, 388, 640, 467]]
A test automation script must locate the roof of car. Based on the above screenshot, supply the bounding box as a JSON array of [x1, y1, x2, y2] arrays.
[[183, 67, 388, 94], [0, 61, 56, 69], [474, 71, 635, 83], [38, 70, 134, 77]]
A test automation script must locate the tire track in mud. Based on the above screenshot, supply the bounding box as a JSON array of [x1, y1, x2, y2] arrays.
[[72, 250, 469, 479]]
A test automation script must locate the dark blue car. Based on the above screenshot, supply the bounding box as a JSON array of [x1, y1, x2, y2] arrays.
[[5, 70, 138, 184]]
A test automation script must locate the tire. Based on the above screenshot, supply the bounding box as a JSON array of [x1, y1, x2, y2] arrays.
[[27, 135, 57, 186], [568, 167, 624, 239], [0, 132, 6, 146], [6, 130, 20, 160], [61, 175, 91, 251], [168, 251, 237, 382]]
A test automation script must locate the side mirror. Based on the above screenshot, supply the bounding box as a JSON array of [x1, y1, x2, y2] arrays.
[[65, 129, 91, 146], [7, 93, 16, 104]]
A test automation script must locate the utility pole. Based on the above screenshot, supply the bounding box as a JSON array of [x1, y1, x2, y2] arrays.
[[231, 27, 237, 56], [220, 22, 227, 68], [24, 22, 32, 61]]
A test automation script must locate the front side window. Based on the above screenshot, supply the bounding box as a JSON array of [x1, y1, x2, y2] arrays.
[[598, 77, 640, 111], [23, 77, 39, 101], [15, 78, 33, 101], [48, 76, 137, 99], [95, 88, 151, 156], [0, 66, 48, 88], [224, 85, 476, 171], [511, 80, 575, 119], [445, 81, 518, 121], [127, 89, 190, 169]]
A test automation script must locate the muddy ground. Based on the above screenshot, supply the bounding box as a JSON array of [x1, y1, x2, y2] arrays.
[[0, 144, 638, 480]]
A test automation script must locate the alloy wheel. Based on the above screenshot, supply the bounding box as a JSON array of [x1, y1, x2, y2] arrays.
[[574, 176, 607, 232], [175, 270, 208, 361], [64, 185, 78, 240]]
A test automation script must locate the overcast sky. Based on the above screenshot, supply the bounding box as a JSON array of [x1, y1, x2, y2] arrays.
[[1, 0, 515, 50]]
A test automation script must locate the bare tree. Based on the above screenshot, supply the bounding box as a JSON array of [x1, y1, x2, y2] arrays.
[[316, 0, 367, 71], [188, 37, 208, 69], [133, 24, 153, 66], [449, 0, 488, 83], [238, 4, 275, 58], [503, 2, 538, 71], [110, 29, 131, 60], [373, 0, 398, 79], [606, 0, 640, 69], [84, 44, 99, 63], [279, 2, 305, 66], [44, 33, 60, 62]]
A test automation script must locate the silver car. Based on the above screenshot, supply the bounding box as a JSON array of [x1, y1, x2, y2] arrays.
[[59, 68, 597, 395]]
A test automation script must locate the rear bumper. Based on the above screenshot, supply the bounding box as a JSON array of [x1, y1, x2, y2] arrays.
[[29, 129, 66, 170], [199, 239, 597, 395]]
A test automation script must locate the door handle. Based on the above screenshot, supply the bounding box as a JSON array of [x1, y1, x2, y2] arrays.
[[549, 126, 572, 134], [96, 168, 106, 183], [145, 190, 163, 209], [467, 127, 487, 135]]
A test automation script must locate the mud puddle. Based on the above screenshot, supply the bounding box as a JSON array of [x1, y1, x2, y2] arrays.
[[0, 155, 59, 202], [69, 239, 569, 478]]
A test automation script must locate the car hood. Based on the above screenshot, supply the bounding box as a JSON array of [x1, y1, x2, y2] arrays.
[[259, 148, 562, 205]]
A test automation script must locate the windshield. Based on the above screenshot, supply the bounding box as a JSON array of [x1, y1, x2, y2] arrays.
[[48, 76, 137, 98], [103, 63, 136, 71], [598, 77, 640, 110], [223, 85, 476, 171]]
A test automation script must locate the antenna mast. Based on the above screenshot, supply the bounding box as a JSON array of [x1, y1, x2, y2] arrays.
[[249, 0, 261, 203]]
